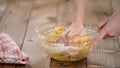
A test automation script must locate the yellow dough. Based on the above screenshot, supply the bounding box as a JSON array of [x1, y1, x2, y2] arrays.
[[49, 26, 65, 36], [54, 26, 65, 32], [73, 36, 90, 43], [45, 26, 90, 44], [45, 26, 65, 42], [45, 36, 56, 42]]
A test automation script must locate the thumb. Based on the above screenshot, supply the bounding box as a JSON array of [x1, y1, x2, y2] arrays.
[[67, 25, 83, 39], [98, 20, 107, 29], [89, 29, 106, 51], [67, 27, 82, 39], [67, 30, 79, 39]]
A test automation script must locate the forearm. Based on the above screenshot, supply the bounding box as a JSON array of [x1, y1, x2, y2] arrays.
[[74, 0, 87, 25]]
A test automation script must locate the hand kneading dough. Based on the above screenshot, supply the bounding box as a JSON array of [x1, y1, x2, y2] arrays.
[[45, 26, 90, 44]]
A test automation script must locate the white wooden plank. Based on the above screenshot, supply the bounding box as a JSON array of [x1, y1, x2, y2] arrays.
[[21, 0, 58, 68], [0, 0, 32, 67], [0, 0, 9, 18]]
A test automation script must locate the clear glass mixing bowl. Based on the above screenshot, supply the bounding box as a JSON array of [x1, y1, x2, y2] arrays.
[[36, 22, 98, 61]]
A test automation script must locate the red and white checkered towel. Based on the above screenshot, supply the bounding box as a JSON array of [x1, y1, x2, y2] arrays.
[[0, 33, 30, 64]]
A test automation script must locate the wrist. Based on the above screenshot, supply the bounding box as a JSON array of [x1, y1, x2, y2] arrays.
[[74, 23, 83, 30], [74, 20, 84, 25], [74, 14, 84, 24], [72, 22, 83, 28]]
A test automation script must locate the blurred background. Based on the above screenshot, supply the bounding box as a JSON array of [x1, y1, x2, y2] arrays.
[[0, 0, 120, 68]]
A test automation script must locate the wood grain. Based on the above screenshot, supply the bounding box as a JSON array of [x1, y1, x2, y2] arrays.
[[87, 39, 117, 67], [114, 38, 120, 67], [0, 0, 33, 48], [16, 65, 28, 68], [21, 0, 58, 68], [51, 59, 87, 68], [0, 64, 3, 68], [3, 65, 15, 68], [0, 0, 33, 68], [0, 0, 9, 68], [0, 0, 9, 19]]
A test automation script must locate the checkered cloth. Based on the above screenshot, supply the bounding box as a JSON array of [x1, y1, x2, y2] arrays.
[[0, 33, 30, 64]]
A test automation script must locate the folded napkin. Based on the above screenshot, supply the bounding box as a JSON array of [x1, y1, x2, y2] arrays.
[[0, 33, 30, 64]]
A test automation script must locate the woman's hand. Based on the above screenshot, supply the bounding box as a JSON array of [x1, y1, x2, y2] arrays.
[[61, 23, 83, 39], [60, 23, 83, 46], [61, 0, 86, 39], [90, 10, 120, 51]]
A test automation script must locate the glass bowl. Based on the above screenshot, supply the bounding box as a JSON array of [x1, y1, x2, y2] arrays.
[[36, 22, 98, 61]]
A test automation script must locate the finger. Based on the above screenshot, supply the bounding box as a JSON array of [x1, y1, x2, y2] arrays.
[[61, 31, 69, 38], [96, 29, 107, 42], [89, 29, 107, 51], [61, 26, 72, 38], [98, 20, 107, 29], [67, 29, 80, 39], [103, 35, 113, 39]]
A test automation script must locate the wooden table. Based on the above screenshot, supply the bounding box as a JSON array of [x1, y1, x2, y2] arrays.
[[0, 0, 120, 68]]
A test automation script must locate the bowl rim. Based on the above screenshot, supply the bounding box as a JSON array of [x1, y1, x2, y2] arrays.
[[35, 23, 99, 36], [36, 23, 99, 45]]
